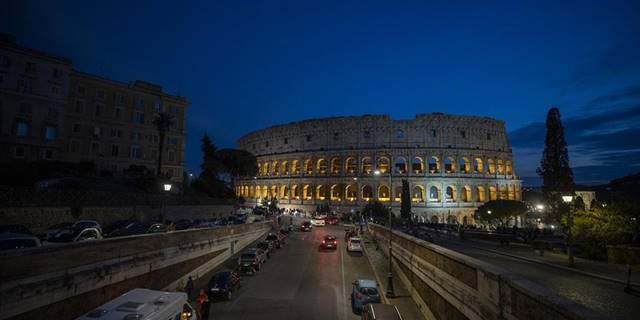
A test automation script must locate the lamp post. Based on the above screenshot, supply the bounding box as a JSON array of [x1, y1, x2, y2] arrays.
[[374, 167, 395, 298], [562, 195, 575, 267], [162, 183, 172, 222]]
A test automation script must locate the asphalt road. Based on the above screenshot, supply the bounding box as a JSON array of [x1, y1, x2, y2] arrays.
[[423, 232, 639, 320], [203, 222, 377, 320]]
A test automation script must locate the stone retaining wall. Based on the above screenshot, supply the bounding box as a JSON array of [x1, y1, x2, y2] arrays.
[[368, 224, 604, 320]]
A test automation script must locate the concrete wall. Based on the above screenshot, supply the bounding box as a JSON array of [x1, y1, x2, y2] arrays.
[[368, 224, 604, 320], [0, 204, 235, 233], [0, 222, 271, 320]]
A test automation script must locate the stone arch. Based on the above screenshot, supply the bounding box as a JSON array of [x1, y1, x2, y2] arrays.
[[458, 157, 470, 173], [446, 185, 457, 202], [291, 184, 299, 200], [447, 215, 458, 224], [499, 185, 507, 199], [394, 156, 407, 174], [429, 186, 440, 202], [362, 185, 373, 201], [263, 161, 269, 175], [345, 156, 357, 174], [291, 159, 300, 175], [279, 185, 288, 199], [362, 157, 373, 174], [489, 186, 497, 201], [377, 156, 390, 173], [262, 185, 268, 198], [270, 185, 277, 198], [488, 159, 496, 174], [378, 185, 390, 201], [330, 157, 341, 174], [412, 185, 425, 202], [506, 160, 513, 175], [474, 157, 484, 173], [316, 158, 327, 174], [463, 216, 469, 225], [271, 160, 279, 175], [303, 184, 312, 200], [497, 159, 505, 175], [476, 186, 486, 202], [412, 157, 424, 174], [280, 160, 289, 175], [345, 184, 357, 201], [430, 215, 439, 223], [394, 185, 403, 202], [257, 163, 262, 176], [330, 184, 342, 201], [428, 156, 440, 173], [461, 186, 472, 202], [508, 184, 516, 200], [444, 157, 456, 173], [304, 159, 313, 175], [316, 185, 326, 200]]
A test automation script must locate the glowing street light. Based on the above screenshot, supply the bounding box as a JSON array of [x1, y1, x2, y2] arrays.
[[163, 183, 172, 192], [562, 194, 575, 267], [536, 204, 544, 211]]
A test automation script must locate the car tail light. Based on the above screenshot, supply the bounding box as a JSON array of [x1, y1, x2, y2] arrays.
[[322, 240, 325, 244]]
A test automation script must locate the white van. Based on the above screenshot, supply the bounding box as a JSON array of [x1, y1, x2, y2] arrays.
[[77, 288, 197, 320]]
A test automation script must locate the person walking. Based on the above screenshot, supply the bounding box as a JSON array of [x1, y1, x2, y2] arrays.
[[196, 289, 210, 320], [184, 276, 194, 300]]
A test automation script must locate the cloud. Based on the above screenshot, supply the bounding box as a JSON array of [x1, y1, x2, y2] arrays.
[[588, 85, 640, 106], [571, 40, 640, 88]]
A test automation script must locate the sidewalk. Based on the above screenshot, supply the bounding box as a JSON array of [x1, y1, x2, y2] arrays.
[[362, 233, 428, 320]]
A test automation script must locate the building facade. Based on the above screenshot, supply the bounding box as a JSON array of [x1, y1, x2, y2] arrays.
[[0, 34, 72, 162], [235, 114, 522, 224], [0, 34, 188, 181]]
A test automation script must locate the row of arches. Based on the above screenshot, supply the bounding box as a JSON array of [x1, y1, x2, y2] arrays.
[[257, 156, 513, 177], [236, 183, 521, 203]]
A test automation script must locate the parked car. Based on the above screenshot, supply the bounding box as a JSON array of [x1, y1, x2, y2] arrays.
[[47, 227, 102, 243], [174, 219, 193, 230], [0, 224, 33, 235], [311, 218, 326, 227], [265, 232, 282, 248], [107, 222, 167, 237], [324, 216, 339, 225], [237, 248, 267, 274], [72, 220, 102, 234], [351, 279, 381, 313], [208, 270, 242, 300], [256, 241, 272, 258], [347, 237, 363, 252], [300, 221, 312, 232], [0, 233, 41, 251], [361, 303, 403, 320], [103, 219, 137, 235], [321, 235, 338, 250], [43, 222, 74, 240]]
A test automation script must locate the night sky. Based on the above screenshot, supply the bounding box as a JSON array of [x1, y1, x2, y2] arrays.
[[3, 1, 639, 185]]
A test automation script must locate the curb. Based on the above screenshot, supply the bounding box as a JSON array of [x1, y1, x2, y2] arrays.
[[469, 245, 640, 287], [361, 236, 390, 304]]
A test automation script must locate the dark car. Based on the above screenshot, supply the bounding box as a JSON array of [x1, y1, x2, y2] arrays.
[[300, 221, 312, 232], [103, 219, 136, 235], [174, 219, 193, 230], [48, 227, 102, 243], [106, 222, 167, 237], [256, 241, 272, 258], [237, 248, 266, 274], [208, 270, 241, 300], [0, 224, 33, 235], [321, 235, 338, 250], [265, 233, 281, 248]]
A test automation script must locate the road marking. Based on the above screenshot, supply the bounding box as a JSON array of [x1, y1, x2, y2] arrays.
[[340, 243, 347, 320]]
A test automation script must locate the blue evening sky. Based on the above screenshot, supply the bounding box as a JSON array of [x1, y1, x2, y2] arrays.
[[3, 0, 640, 185]]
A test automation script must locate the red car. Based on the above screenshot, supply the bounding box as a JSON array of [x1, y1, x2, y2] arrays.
[[321, 235, 338, 250], [324, 216, 339, 225]]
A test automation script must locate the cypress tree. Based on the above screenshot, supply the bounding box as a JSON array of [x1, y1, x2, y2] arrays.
[[536, 107, 575, 222], [400, 179, 411, 221]]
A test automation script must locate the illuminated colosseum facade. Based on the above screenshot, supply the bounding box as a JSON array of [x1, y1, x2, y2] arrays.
[[235, 113, 521, 224]]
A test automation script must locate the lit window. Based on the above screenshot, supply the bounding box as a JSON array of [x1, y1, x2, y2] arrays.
[[44, 126, 56, 140], [16, 121, 29, 137]]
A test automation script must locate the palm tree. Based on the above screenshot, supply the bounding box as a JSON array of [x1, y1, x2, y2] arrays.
[[152, 112, 176, 177]]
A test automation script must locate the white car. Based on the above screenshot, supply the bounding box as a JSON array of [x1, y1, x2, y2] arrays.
[[310, 218, 326, 227], [347, 237, 363, 252]]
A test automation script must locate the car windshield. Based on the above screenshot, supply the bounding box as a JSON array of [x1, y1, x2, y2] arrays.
[[214, 272, 229, 285], [360, 287, 378, 295], [303, 222, 311, 226], [241, 254, 255, 260], [325, 236, 336, 241], [257, 243, 268, 249], [350, 239, 361, 244]]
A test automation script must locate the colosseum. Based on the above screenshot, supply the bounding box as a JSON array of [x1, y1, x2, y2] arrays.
[[235, 113, 521, 224]]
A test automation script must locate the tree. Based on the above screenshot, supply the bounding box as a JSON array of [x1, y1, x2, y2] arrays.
[[536, 107, 575, 223], [400, 179, 411, 221], [152, 112, 176, 177], [474, 200, 528, 226], [215, 148, 258, 188], [192, 134, 232, 198], [363, 201, 389, 222]]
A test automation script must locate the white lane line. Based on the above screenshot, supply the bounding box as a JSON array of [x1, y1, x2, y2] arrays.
[[341, 243, 347, 320]]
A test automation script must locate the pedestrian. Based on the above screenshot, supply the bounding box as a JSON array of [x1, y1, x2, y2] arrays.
[[196, 289, 210, 320], [184, 276, 194, 300]]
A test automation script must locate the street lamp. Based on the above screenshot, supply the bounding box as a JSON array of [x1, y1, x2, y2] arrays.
[[562, 195, 575, 267], [163, 183, 172, 192], [374, 165, 395, 297], [162, 183, 172, 222], [536, 204, 544, 211]]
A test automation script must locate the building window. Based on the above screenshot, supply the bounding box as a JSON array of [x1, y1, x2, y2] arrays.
[[44, 126, 57, 140], [395, 129, 404, 139], [461, 130, 466, 138], [131, 132, 141, 141], [134, 111, 145, 124], [167, 136, 178, 145], [75, 101, 83, 113], [25, 62, 37, 74], [18, 78, 33, 93], [95, 104, 102, 117], [265, 141, 269, 147], [73, 123, 81, 133], [14, 146, 25, 158], [114, 107, 122, 120], [69, 140, 79, 153], [91, 142, 100, 155], [306, 134, 312, 142], [333, 132, 339, 140], [131, 146, 141, 159], [111, 145, 119, 157], [43, 149, 53, 160], [16, 121, 29, 137], [96, 90, 105, 99], [93, 126, 102, 137], [135, 97, 144, 109], [77, 86, 85, 95], [168, 150, 175, 162], [170, 105, 179, 114], [47, 107, 58, 119], [19, 103, 31, 114], [0, 55, 11, 68], [487, 133, 491, 140], [150, 149, 158, 160], [154, 101, 162, 112], [363, 130, 370, 139], [50, 85, 61, 96], [115, 93, 125, 105], [431, 129, 437, 137], [52, 68, 62, 79], [284, 138, 288, 144]]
